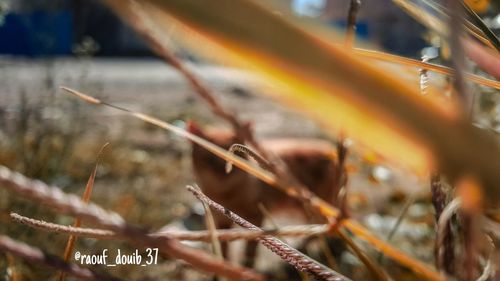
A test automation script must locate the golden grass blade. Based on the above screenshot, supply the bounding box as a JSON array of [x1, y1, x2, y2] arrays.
[[109, 0, 500, 208], [419, 0, 496, 51], [61, 87, 444, 281], [392, 0, 446, 34], [391, 0, 495, 49], [461, 0, 500, 51], [60, 86, 277, 187], [57, 143, 108, 281], [352, 48, 500, 89]]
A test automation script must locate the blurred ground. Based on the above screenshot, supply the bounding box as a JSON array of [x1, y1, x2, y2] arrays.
[[0, 58, 437, 280]]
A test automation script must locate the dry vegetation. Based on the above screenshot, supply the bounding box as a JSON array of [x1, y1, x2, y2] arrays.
[[1, 1, 500, 281]]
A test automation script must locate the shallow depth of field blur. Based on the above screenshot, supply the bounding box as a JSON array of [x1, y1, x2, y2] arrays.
[[0, 0, 499, 280]]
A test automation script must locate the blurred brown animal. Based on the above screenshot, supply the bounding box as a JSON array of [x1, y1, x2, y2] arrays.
[[187, 121, 344, 267]]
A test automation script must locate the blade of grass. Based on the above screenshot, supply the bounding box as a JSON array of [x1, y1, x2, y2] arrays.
[[57, 143, 108, 281], [391, 0, 494, 49], [11, 212, 331, 241], [418, 0, 497, 52], [188, 185, 352, 281], [199, 184, 225, 281], [352, 48, 500, 89], [121, 0, 500, 210], [461, 0, 500, 52], [0, 166, 264, 281], [60, 87, 444, 281], [337, 230, 391, 281]]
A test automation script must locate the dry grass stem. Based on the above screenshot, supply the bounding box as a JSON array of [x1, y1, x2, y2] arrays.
[[200, 191, 225, 268], [460, 1, 500, 51], [58, 143, 108, 281], [436, 197, 461, 274], [188, 185, 352, 281], [0, 235, 123, 281], [10, 212, 118, 239], [352, 48, 500, 90], [0, 166, 263, 281], [105, 0, 274, 165], [11, 212, 329, 241], [448, 0, 470, 111], [391, 0, 494, 48], [336, 230, 391, 281], [226, 144, 271, 174], [345, 0, 361, 47]]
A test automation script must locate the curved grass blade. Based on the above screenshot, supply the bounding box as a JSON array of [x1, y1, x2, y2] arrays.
[[57, 143, 108, 281], [391, 0, 495, 49], [352, 48, 500, 89], [112, 0, 500, 208], [461, 0, 500, 52]]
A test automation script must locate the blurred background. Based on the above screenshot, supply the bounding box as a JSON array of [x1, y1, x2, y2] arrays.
[[2, 0, 492, 57]]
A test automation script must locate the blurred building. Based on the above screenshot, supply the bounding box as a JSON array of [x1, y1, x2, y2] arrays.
[[0, 0, 149, 56], [0, 0, 497, 57]]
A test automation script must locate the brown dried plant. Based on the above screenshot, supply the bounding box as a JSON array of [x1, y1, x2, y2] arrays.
[[0, 165, 263, 281], [57, 143, 108, 281], [60, 86, 444, 281], [187, 185, 351, 281]]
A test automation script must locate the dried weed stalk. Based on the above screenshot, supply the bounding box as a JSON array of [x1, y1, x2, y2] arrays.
[[0, 235, 123, 281], [58, 143, 108, 281], [11, 212, 328, 241], [345, 0, 361, 47], [187, 185, 351, 281], [0, 165, 263, 281]]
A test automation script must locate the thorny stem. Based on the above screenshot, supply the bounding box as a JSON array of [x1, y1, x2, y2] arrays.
[[11, 212, 329, 241], [187, 185, 351, 281]]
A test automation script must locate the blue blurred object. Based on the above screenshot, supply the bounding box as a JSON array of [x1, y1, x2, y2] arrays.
[[331, 20, 369, 39], [0, 10, 72, 56]]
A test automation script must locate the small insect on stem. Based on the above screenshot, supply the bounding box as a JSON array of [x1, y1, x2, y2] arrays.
[[419, 55, 431, 95], [225, 144, 271, 174]]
